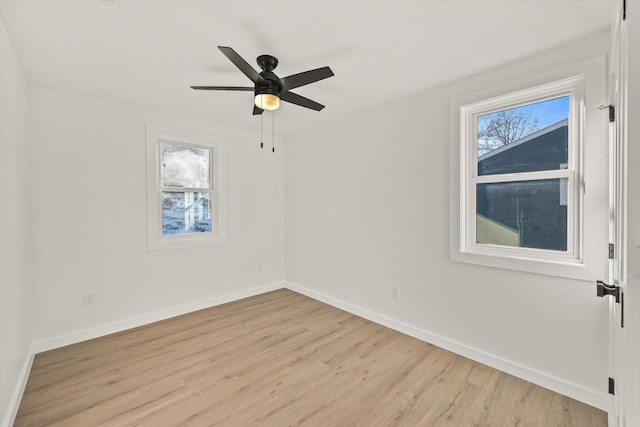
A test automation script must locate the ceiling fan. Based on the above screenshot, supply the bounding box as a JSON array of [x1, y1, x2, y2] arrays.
[[191, 46, 334, 115]]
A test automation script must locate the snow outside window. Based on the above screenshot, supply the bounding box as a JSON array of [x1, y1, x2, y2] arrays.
[[146, 124, 228, 250]]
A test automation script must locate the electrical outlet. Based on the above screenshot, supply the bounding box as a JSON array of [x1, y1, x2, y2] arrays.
[[391, 287, 399, 299], [83, 293, 94, 305]]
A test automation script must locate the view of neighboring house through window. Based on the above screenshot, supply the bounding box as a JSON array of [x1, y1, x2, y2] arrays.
[[160, 142, 212, 235], [476, 96, 570, 251], [459, 76, 584, 263]]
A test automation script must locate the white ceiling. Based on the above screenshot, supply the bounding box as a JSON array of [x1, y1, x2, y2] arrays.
[[0, 0, 616, 136]]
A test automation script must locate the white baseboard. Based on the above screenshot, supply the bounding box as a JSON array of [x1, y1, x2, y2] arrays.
[[32, 282, 285, 354], [2, 344, 35, 427], [285, 281, 609, 411]]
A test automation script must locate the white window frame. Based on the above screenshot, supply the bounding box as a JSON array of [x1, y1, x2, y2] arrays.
[[146, 124, 228, 251], [450, 55, 608, 280], [460, 77, 584, 264]]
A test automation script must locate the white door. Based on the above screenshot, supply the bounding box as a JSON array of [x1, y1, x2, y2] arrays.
[[604, 1, 628, 425]]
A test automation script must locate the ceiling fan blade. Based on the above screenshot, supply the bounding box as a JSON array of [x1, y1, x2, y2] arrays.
[[218, 46, 265, 84], [280, 91, 325, 111], [253, 105, 264, 115], [280, 67, 334, 91], [190, 86, 254, 91]]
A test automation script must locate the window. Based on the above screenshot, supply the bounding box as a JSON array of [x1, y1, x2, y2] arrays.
[[146, 124, 228, 250], [161, 143, 212, 235], [450, 56, 608, 280], [459, 77, 584, 264]]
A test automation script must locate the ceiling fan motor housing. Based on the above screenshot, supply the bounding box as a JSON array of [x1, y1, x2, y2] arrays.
[[257, 68, 282, 92]]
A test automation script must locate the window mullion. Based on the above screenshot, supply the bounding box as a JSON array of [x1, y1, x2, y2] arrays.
[[473, 169, 571, 184], [160, 186, 211, 192]]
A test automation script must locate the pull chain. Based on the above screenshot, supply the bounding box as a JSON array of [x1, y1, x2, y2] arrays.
[[260, 111, 264, 148], [272, 110, 275, 153]]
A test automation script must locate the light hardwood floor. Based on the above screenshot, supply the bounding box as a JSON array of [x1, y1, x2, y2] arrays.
[[15, 289, 607, 426]]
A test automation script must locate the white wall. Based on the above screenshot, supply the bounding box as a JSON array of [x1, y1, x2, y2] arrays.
[[0, 19, 34, 426], [285, 30, 611, 409], [28, 86, 285, 348]]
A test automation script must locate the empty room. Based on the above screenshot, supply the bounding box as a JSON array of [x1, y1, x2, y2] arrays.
[[1, 1, 638, 426]]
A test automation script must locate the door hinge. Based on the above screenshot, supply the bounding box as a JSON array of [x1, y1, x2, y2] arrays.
[[596, 280, 621, 303], [609, 377, 615, 395], [608, 243, 615, 259], [599, 105, 615, 122]]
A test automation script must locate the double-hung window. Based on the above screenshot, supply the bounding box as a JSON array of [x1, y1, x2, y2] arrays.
[[451, 56, 608, 280], [459, 77, 585, 265], [146, 124, 228, 250]]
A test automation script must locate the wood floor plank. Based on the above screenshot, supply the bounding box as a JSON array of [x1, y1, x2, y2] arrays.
[[15, 289, 607, 426]]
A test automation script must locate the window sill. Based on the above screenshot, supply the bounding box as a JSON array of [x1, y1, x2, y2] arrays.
[[148, 232, 228, 251], [451, 247, 599, 281]]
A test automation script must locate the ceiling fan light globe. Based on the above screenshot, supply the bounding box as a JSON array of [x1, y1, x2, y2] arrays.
[[255, 94, 280, 111]]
